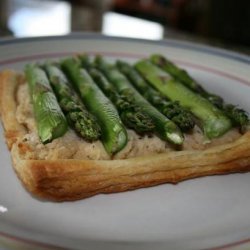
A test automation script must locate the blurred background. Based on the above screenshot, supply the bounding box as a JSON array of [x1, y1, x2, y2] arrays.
[[0, 0, 249, 53]]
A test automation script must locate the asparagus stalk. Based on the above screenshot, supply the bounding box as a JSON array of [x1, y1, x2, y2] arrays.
[[61, 58, 128, 155], [223, 104, 249, 131], [78, 54, 92, 69], [88, 67, 155, 134], [150, 54, 249, 129], [150, 54, 223, 106], [25, 64, 68, 143], [44, 63, 101, 141], [135, 60, 232, 139], [94, 56, 184, 145], [116, 60, 195, 132]]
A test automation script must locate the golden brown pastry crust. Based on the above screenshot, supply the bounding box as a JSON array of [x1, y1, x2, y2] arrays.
[[1, 70, 250, 201]]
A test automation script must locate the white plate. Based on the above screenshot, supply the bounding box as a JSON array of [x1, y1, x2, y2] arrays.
[[0, 33, 250, 250]]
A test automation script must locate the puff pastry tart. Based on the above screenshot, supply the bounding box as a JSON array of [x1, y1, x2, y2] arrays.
[[0, 55, 250, 201]]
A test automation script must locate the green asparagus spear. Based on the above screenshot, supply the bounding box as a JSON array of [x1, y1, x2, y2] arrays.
[[78, 54, 92, 69], [150, 54, 223, 107], [25, 64, 68, 143], [88, 67, 154, 134], [116, 60, 195, 132], [94, 56, 184, 145], [223, 104, 249, 132], [150, 54, 249, 129], [44, 63, 101, 141], [135, 60, 232, 139], [61, 58, 128, 155]]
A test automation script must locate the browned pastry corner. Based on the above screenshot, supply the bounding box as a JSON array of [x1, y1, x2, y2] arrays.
[[1, 70, 250, 201]]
